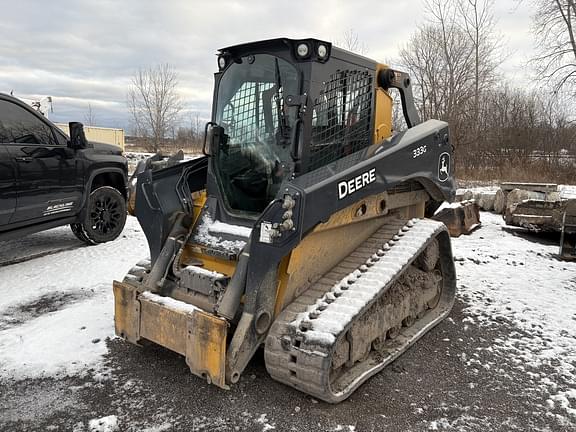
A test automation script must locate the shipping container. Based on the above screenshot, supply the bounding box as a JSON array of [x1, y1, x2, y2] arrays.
[[55, 124, 125, 151]]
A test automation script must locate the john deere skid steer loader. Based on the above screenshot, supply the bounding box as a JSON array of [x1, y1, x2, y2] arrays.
[[114, 38, 457, 403]]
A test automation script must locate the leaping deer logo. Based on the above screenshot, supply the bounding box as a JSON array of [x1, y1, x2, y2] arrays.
[[438, 153, 450, 182], [440, 157, 448, 176]]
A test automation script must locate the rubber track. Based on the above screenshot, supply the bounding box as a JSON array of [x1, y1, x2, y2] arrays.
[[264, 218, 456, 403]]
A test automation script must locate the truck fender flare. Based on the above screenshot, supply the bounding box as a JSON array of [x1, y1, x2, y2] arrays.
[[76, 167, 128, 219]]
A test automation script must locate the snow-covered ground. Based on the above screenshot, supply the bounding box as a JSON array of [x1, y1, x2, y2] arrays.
[[452, 212, 576, 429], [456, 184, 576, 199], [0, 217, 147, 380], [1, 210, 576, 431]]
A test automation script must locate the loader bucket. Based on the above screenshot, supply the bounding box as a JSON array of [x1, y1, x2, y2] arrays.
[[126, 151, 187, 216], [113, 280, 229, 388], [432, 200, 481, 237]]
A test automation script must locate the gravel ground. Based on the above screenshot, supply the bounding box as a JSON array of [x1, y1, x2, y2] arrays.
[[0, 301, 559, 432], [1, 212, 574, 431]]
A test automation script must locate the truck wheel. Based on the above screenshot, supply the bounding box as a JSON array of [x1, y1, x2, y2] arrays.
[[71, 186, 127, 245], [70, 223, 91, 243]]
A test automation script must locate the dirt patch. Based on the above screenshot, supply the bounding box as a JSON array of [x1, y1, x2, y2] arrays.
[[0, 290, 93, 330]]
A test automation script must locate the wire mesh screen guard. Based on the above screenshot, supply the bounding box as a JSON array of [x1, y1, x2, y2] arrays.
[[222, 82, 281, 145], [309, 70, 373, 171]]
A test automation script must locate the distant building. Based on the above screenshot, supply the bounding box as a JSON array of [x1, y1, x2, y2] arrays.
[[12, 95, 126, 152], [55, 124, 125, 151]]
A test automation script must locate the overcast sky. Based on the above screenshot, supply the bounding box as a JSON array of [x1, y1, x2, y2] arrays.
[[0, 0, 535, 132]]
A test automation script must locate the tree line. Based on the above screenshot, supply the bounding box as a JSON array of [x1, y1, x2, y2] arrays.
[[399, 0, 576, 183], [124, 1, 576, 182]]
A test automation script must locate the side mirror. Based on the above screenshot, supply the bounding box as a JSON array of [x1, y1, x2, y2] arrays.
[[68, 122, 88, 149], [203, 122, 228, 156]]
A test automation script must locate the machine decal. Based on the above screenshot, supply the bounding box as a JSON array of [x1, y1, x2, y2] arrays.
[[259, 221, 274, 244], [412, 145, 427, 159], [338, 168, 376, 199], [438, 152, 450, 182]]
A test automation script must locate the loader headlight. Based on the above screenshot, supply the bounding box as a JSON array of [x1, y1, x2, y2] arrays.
[[317, 44, 328, 59], [218, 56, 227, 70], [296, 43, 310, 58]]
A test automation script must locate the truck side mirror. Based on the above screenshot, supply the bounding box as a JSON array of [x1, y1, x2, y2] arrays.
[[68, 122, 88, 149]]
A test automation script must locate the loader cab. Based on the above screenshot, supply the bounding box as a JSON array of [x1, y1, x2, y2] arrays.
[[212, 51, 300, 213], [208, 38, 382, 216]]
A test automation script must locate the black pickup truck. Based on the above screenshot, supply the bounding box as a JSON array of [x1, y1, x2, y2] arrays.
[[0, 93, 128, 244]]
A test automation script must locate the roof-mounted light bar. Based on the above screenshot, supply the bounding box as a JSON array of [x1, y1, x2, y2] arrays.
[[216, 38, 332, 70], [292, 39, 331, 63]]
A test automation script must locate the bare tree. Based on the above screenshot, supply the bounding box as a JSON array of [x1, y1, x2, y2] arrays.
[[400, 0, 500, 151], [84, 103, 96, 126], [530, 0, 576, 94], [398, 0, 575, 182], [337, 29, 368, 54], [400, 18, 476, 139], [457, 0, 499, 127], [127, 64, 183, 152]]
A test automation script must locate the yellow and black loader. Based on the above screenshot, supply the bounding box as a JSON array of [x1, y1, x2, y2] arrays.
[[114, 38, 461, 402]]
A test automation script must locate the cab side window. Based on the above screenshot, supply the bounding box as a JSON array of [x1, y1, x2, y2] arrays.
[[0, 100, 57, 145], [309, 70, 373, 171]]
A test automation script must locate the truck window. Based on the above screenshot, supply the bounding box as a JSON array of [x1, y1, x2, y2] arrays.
[[0, 100, 57, 146]]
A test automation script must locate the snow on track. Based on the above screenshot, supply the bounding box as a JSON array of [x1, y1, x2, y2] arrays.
[[0, 216, 148, 380]]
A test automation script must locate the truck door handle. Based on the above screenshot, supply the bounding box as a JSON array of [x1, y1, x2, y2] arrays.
[[15, 156, 33, 163]]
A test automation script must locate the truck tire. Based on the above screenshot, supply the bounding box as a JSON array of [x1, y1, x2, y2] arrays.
[[70, 223, 91, 243], [70, 186, 127, 245]]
